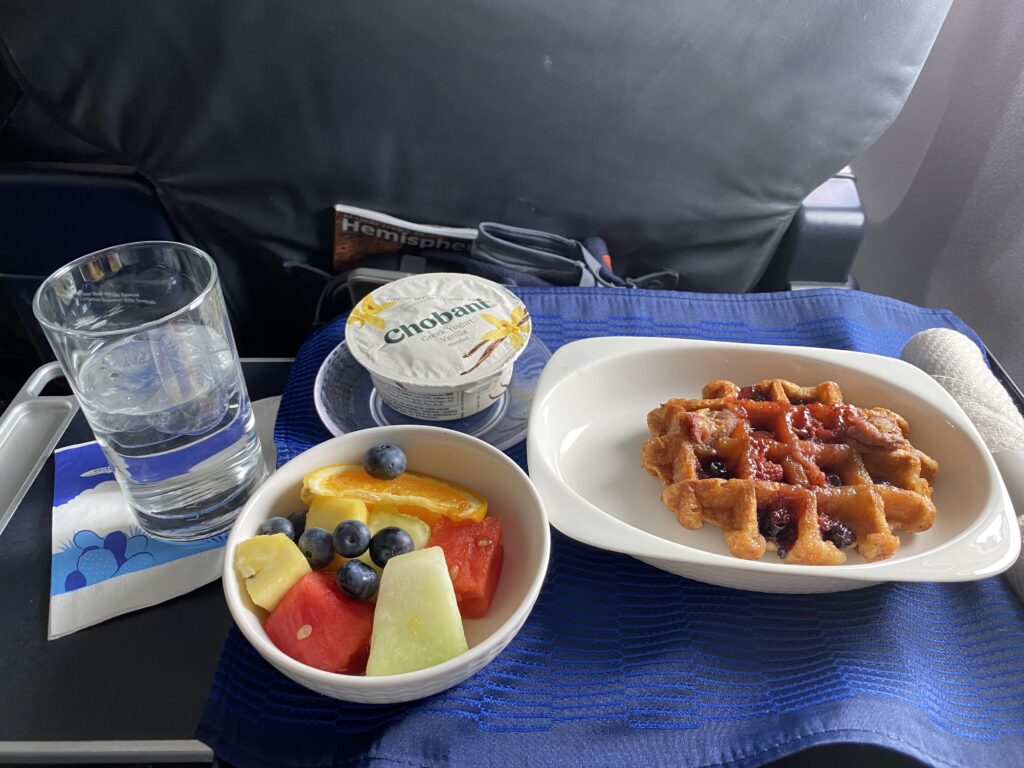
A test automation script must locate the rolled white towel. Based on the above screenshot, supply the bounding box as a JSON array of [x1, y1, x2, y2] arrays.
[[901, 328, 1024, 600]]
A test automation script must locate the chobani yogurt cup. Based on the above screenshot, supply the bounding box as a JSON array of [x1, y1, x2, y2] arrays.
[[345, 273, 532, 421]]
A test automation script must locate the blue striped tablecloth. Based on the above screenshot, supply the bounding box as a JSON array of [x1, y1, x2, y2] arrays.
[[198, 288, 1024, 768]]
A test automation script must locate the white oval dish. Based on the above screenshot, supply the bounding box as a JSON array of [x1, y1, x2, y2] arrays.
[[224, 425, 550, 703], [526, 336, 1019, 594]]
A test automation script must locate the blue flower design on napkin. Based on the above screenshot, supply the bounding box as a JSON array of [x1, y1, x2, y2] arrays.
[[62, 528, 156, 591], [50, 441, 229, 598]]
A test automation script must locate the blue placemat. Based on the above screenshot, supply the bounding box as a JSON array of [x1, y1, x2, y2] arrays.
[[198, 288, 1024, 768]]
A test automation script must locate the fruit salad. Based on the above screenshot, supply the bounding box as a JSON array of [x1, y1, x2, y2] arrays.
[[233, 443, 504, 676]]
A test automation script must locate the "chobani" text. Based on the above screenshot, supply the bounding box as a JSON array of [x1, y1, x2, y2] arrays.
[[383, 299, 492, 344]]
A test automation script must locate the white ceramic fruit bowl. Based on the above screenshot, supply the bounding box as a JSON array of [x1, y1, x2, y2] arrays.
[[527, 336, 1019, 594], [223, 425, 550, 704]]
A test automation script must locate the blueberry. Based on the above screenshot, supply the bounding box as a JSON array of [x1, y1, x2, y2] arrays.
[[258, 516, 295, 540], [825, 521, 856, 549], [333, 519, 371, 558], [369, 526, 415, 568], [363, 444, 407, 480], [336, 560, 380, 601], [757, 506, 800, 557], [740, 386, 769, 402], [287, 510, 307, 540], [701, 459, 730, 479], [297, 527, 334, 569], [826, 473, 842, 487], [758, 507, 791, 540]]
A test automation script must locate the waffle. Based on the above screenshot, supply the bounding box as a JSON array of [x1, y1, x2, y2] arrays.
[[641, 379, 938, 565]]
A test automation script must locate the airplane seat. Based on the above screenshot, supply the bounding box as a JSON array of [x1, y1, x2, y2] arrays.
[[0, 1, 953, 358]]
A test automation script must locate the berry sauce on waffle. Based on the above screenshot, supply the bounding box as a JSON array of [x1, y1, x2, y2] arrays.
[[641, 379, 938, 565]]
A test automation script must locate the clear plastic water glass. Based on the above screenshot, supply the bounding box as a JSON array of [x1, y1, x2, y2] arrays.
[[33, 241, 268, 540]]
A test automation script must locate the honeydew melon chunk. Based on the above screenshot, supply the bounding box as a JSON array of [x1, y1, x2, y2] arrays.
[[234, 533, 311, 611], [365, 546, 468, 676]]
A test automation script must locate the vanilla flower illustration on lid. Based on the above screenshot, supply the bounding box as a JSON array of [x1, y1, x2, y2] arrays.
[[348, 296, 397, 329], [462, 307, 531, 375]]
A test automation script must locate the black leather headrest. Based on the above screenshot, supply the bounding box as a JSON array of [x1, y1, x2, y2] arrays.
[[0, 1, 952, 354]]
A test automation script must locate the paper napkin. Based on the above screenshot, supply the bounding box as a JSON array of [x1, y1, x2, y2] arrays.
[[48, 396, 280, 639]]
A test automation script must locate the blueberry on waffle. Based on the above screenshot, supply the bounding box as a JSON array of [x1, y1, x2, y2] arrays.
[[641, 379, 938, 565]]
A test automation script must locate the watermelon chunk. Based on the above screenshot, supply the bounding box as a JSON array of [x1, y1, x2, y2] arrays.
[[264, 571, 374, 673], [426, 517, 503, 618]]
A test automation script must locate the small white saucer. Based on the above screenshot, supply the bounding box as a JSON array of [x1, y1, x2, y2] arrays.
[[314, 335, 551, 451]]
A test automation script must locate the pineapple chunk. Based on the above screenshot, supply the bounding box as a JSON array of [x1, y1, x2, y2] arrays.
[[307, 496, 368, 530], [366, 547, 468, 676], [234, 533, 311, 611]]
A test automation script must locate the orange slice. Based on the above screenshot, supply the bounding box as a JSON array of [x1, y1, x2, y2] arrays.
[[301, 465, 488, 525]]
